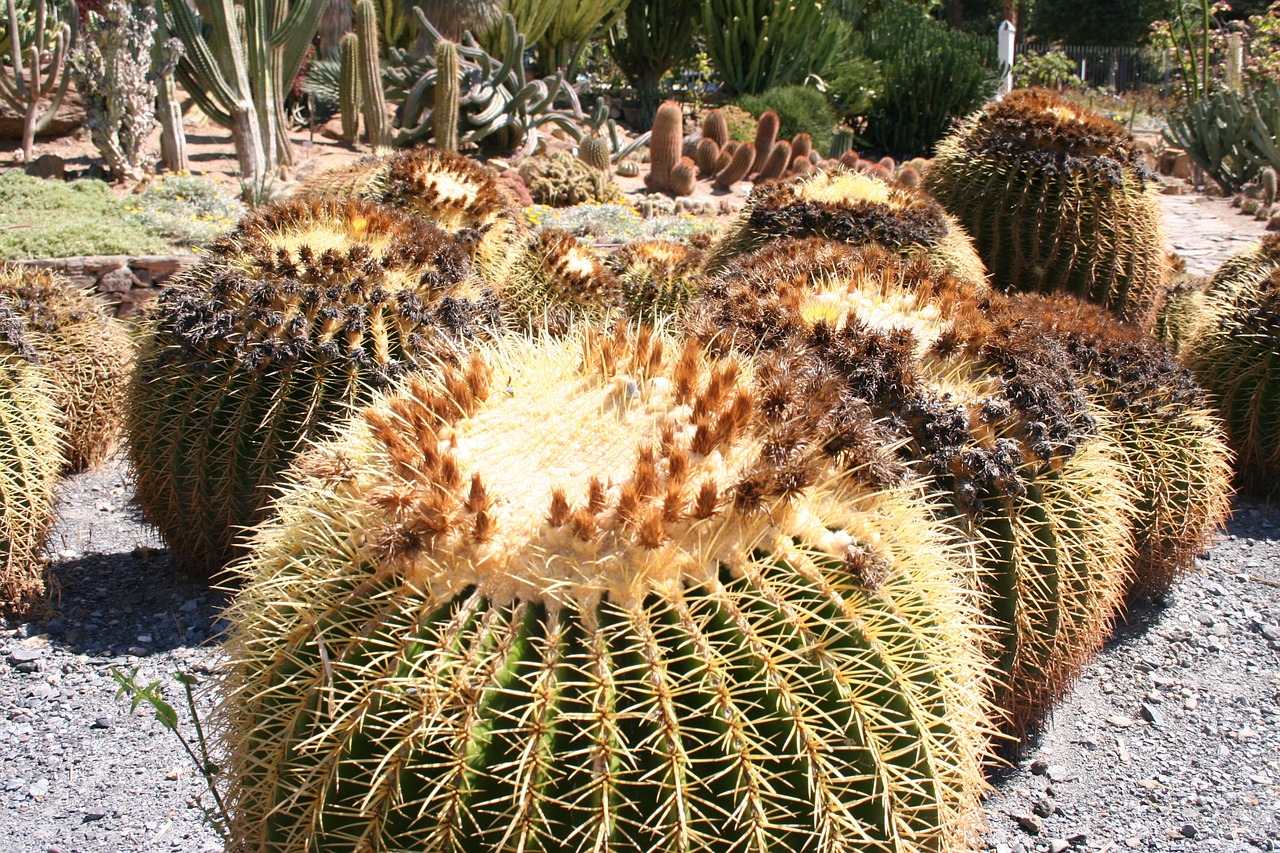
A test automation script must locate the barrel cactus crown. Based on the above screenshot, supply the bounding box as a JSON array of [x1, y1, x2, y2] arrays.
[[1006, 293, 1232, 601], [0, 267, 133, 471], [221, 324, 990, 853], [128, 198, 503, 576], [607, 239, 707, 321], [689, 240, 1137, 738], [1181, 234, 1280, 493], [925, 88, 1168, 329], [0, 304, 61, 617], [702, 169, 989, 288], [293, 149, 528, 288], [504, 229, 621, 332]]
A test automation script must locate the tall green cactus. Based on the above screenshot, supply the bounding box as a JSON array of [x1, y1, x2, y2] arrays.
[[606, 0, 699, 127], [338, 31, 361, 143], [1, 0, 76, 163], [353, 0, 389, 148], [163, 0, 327, 184], [432, 38, 459, 153], [702, 0, 842, 94], [220, 326, 989, 853]]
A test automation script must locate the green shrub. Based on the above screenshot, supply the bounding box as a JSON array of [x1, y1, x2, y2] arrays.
[[735, 85, 838, 155], [853, 0, 999, 158], [0, 171, 171, 259], [820, 54, 883, 125], [124, 175, 245, 249]]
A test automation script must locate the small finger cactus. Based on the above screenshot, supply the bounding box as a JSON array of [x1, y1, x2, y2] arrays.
[[432, 39, 460, 153], [518, 151, 625, 207], [338, 33, 361, 143], [702, 169, 989, 289], [1180, 234, 1280, 494], [220, 324, 989, 853], [0, 305, 61, 617], [128, 199, 503, 576], [0, 267, 133, 471], [925, 89, 1169, 330]]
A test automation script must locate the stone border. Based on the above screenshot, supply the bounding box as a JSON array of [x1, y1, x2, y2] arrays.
[[5, 254, 197, 318]]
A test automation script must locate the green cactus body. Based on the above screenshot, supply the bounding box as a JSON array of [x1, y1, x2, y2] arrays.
[[0, 306, 60, 617], [1181, 234, 1280, 494], [503, 229, 621, 332], [702, 108, 728, 147], [829, 125, 855, 159], [577, 134, 613, 176], [702, 170, 988, 288], [293, 150, 529, 290], [1262, 167, 1277, 207], [221, 326, 989, 853], [754, 139, 791, 182], [608, 239, 705, 320], [127, 199, 502, 576], [925, 89, 1169, 330], [1153, 272, 1209, 356], [690, 240, 1137, 739], [615, 159, 640, 178], [433, 39, 461, 153], [645, 100, 683, 194], [0, 268, 133, 472], [354, 0, 391, 147], [694, 137, 720, 177], [712, 142, 753, 189], [750, 109, 779, 175], [1007, 293, 1232, 601], [338, 33, 362, 144]]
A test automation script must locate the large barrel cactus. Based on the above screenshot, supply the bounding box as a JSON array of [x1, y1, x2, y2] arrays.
[[607, 239, 707, 321], [925, 89, 1168, 330], [0, 305, 61, 616], [221, 325, 990, 853], [701, 169, 989, 288], [292, 149, 528, 289], [689, 240, 1137, 738], [128, 198, 503, 577], [0, 267, 133, 471], [1006, 294, 1232, 600], [1181, 234, 1280, 493]]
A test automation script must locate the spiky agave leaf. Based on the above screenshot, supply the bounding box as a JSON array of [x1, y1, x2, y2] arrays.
[[221, 324, 991, 853], [925, 89, 1169, 330], [701, 169, 989, 289], [293, 149, 529, 289], [128, 198, 504, 577], [502, 229, 622, 333], [0, 267, 134, 471], [1181, 234, 1280, 494], [0, 304, 61, 617], [689, 240, 1137, 738], [1005, 293, 1232, 601], [606, 239, 707, 322]]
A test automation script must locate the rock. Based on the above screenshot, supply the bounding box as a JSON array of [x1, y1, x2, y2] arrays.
[[1067, 832, 1088, 846], [1030, 758, 1050, 775], [1172, 152, 1193, 179], [1106, 714, 1133, 728], [1141, 703, 1165, 727], [1047, 764, 1075, 783], [89, 716, 111, 730], [1181, 824, 1198, 838], [8, 648, 42, 665], [1050, 839, 1070, 853], [1016, 814, 1042, 835], [24, 153, 65, 180], [1032, 797, 1053, 817], [27, 778, 48, 798]]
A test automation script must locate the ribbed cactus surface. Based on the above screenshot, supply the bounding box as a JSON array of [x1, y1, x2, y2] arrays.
[[0, 305, 60, 617], [0, 267, 133, 471], [433, 39, 461, 153], [353, 0, 391, 147], [128, 199, 502, 576], [1181, 234, 1280, 493], [221, 325, 989, 853], [504, 229, 621, 332], [925, 89, 1168, 329], [608, 239, 706, 320], [338, 33, 362, 143], [702, 170, 988, 288]]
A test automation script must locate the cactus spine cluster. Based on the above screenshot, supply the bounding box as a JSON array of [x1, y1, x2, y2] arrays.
[[338, 32, 362, 144], [432, 39, 461, 153], [608, 239, 706, 320], [504, 229, 621, 331], [0, 268, 133, 472], [926, 89, 1169, 329], [0, 305, 60, 617], [220, 325, 989, 853], [127, 198, 502, 576], [354, 0, 391, 148]]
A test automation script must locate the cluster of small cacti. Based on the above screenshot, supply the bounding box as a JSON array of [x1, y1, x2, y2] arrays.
[[519, 151, 626, 207]]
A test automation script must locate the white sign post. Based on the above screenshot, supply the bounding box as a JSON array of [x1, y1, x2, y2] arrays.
[[998, 19, 1016, 96]]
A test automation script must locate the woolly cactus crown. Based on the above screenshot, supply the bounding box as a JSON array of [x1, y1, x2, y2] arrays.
[[964, 88, 1146, 164]]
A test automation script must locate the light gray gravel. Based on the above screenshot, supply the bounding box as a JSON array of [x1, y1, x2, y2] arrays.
[[1, 459, 1277, 853]]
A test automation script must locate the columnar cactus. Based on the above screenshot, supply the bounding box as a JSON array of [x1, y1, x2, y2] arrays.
[[694, 137, 720, 177], [0, 0, 75, 163], [701, 108, 728, 146], [713, 141, 754, 189], [1180, 234, 1280, 494], [644, 100, 684, 195], [753, 138, 791, 182], [432, 38, 460, 153], [338, 32, 361, 144], [128, 199, 503, 576], [0, 304, 60, 617], [220, 324, 989, 853], [668, 155, 697, 196], [353, 0, 390, 148], [690, 240, 1137, 739], [702, 169, 989, 288], [790, 131, 811, 162], [925, 89, 1169, 330], [750, 109, 779, 175], [0, 267, 133, 471]]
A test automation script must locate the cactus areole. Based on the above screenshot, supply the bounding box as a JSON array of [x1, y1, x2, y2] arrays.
[[223, 326, 988, 852]]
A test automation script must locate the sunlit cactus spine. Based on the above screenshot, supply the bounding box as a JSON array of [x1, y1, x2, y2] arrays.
[[338, 33, 362, 144], [220, 324, 990, 853], [0, 305, 60, 617], [0, 267, 133, 471], [1180, 234, 1280, 494], [607, 239, 706, 320], [703, 169, 989, 289], [432, 39, 460, 153], [292, 148, 528, 290], [713, 141, 753, 189], [354, 0, 391, 147], [127, 198, 502, 577], [690, 240, 1137, 739], [925, 88, 1169, 330]]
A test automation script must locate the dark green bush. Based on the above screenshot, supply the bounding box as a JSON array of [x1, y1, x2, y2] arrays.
[[735, 85, 838, 154], [853, 0, 999, 158], [820, 54, 883, 125]]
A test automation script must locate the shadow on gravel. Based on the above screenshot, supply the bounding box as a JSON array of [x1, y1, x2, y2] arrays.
[[25, 550, 230, 659]]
